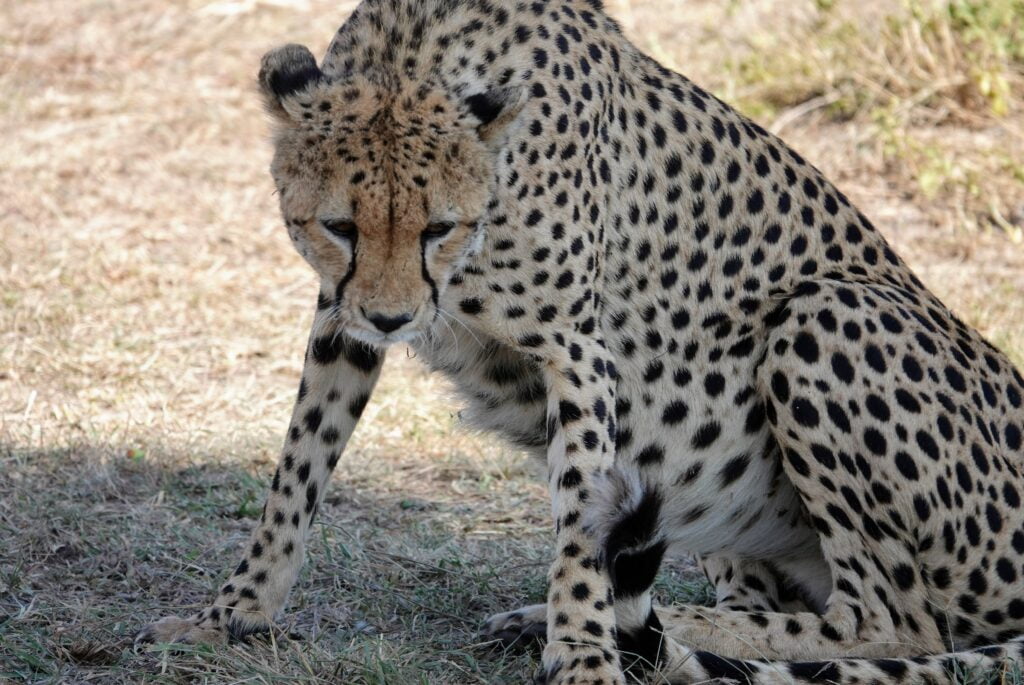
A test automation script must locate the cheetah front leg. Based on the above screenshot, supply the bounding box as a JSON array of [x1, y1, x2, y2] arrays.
[[536, 339, 624, 685], [136, 303, 383, 645]]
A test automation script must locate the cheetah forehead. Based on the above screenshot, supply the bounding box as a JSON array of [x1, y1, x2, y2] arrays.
[[278, 76, 474, 146]]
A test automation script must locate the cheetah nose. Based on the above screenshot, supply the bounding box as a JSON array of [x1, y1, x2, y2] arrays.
[[362, 308, 414, 334]]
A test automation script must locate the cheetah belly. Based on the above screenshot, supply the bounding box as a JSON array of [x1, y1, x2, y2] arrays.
[[590, 289, 816, 553], [613, 373, 833, 608], [622, 407, 819, 561], [423, 323, 821, 564]]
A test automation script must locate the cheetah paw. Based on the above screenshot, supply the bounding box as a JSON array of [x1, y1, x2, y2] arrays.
[[482, 603, 547, 649], [134, 614, 229, 648], [536, 642, 625, 685]]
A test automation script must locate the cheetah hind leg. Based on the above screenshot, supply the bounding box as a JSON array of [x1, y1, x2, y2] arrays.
[[611, 280, 1024, 683], [697, 555, 820, 614]]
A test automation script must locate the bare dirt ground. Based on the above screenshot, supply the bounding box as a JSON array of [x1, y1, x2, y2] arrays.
[[1, 0, 1022, 683]]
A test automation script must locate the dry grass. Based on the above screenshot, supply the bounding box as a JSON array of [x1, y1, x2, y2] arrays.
[[1, 0, 1022, 683], [617, 0, 1024, 234]]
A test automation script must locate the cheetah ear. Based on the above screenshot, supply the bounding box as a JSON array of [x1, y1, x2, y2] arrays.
[[258, 44, 324, 123], [465, 86, 527, 149]]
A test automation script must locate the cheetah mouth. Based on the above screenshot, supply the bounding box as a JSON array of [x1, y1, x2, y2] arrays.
[[342, 323, 421, 347]]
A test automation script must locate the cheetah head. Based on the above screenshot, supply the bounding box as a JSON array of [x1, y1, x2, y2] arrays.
[[259, 44, 526, 345]]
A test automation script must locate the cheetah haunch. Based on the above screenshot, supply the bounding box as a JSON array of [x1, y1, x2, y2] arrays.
[[137, 2, 1024, 683]]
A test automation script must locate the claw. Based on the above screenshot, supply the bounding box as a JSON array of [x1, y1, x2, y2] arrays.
[[132, 627, 156, 650], [485, 620, 547, 651], [534, 659, 563, 685], [482, 604, 548, 651]]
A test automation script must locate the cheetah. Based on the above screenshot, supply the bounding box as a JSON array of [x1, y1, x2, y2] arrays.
[[136, 1, 1024, 683]]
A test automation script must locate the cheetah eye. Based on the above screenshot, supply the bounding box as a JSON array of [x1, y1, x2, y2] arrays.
[[320, 218, 358, 242], [423, 221, 456, 239]]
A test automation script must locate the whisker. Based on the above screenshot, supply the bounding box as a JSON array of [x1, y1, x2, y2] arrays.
[[435, 310, 460, 357], [436, 306, 484, 348]]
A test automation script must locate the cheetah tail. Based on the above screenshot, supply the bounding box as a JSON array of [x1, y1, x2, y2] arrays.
[[652, 635, 1024, 684]]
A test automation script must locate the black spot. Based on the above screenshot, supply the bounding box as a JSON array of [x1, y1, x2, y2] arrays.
[[996, 558, 1017, 583], [894, 452, 919, 480], [894, 389, 921, 413], [944, 366, 967, 393], [746, 189, 764, 214], [560, 467, 583, 488], [893, 564, 915, 590], [872, 660, 908, 679], [744, 402, 767, 434], [831, 353, 855, 384], [819, 621, 843, 641], [916, 430, 940, 460], [863, 428, 887, 456], [865, 344, 887, 374], [559, 400, 582, 424], [691, 422, 721, 449], [519, 333, 545, 347], [789, 661, 841, 683], [793, 332, 819, 363], [296, 461, 311, 484], [665, 153, 683, 177], [699, 141, 715, 165], [720, 454, 750, 486], [771, 371, 790, 402], [811, 444, 837, 469], [1007, 423, 1022, 451], [986, 503, 1003, 533], [865, 394, 890, 421], [320, 426, 340, 444], [825, 401, 851, 433], [792, 397, 820, 428], [349, 393, 370, 419], [311, 335, 381, 372], [662, 400, 689, 425], [694, 652, 756, 683], [305, 481, 318, 514], [303, 406, 322, 434], [459, 298, 484, 315], [636, 443, 665, 466]]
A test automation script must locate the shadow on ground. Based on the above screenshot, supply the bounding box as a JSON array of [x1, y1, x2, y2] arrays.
[[0, 442, 709, 684]]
